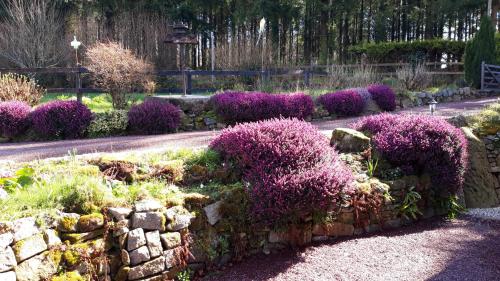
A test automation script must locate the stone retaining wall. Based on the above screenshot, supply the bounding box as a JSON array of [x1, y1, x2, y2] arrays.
[[483, 133, 500, 199]]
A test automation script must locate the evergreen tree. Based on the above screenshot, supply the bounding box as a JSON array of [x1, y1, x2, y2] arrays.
[[464, 16, 496, 88]]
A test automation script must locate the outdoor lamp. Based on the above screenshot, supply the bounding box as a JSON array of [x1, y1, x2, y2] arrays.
[[429, 98, 438, 115], [71, 36, 81, 65]]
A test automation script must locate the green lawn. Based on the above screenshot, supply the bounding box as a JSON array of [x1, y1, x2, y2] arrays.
[[40, 93, 147, 112]]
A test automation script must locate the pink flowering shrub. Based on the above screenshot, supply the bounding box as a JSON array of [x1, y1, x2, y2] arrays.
[[318, 90, 365, 116], [210, 92, 314, 124], [353, 114, 468, 195], [367, 84, 396, 111], [128, 100, 181, 135], [210, 118, 353, 225], [31, 100, 92, 139], [0, 101, 31, 139]]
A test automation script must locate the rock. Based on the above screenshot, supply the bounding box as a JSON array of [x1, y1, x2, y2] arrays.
[[42, 229, 61, 248], [113, 220, 130, 237], [11, 218, 39, 242], [57, 213, 80, 233], [331, 128, 370, 153], [61, 229, 104, 243], [118, 233, 128, 250], [134, 200, 163, 213], [129, 246, 151, 266], [0, 271, 15, 281], [0, 189, 8, 201], [127, 228, 146, 251], [121, 249, 130, 266], [269, 225, 312, 246], [14, 251, 58, 281], [383, 219, 401, 229], [12, 234, 47, 263], [0, 222, 12, 235], [203, 201, 223, 226], [160, 232, 181, 250], [78, 213, 104, 232], [0, 232, 13, 249], [132, 212, 165, 231], [116, 266, 130, 281], [364, 99, 381, 113], [164, 249, 179, 269], [312, 222, 354, 237], [166, 215, 192, 231], [461, 128, 499, 208], [145, 231, 162, 258], [108, 208, 133, 221], [128, 256, 165, 280], [0, 247, 16, 272], [312, 235, 329, 242]]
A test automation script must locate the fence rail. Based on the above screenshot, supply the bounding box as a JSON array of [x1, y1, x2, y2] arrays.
[[0, 62, 464, 98], [481, 62, 500, 92]]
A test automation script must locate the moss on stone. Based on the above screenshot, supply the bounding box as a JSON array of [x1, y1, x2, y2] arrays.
[[51, 271, 85, 281], [115, 266, 130, 281], [63, 242, 90, 267], [46, 248, 63, 266], [77, 213, 104, 232], [60, 216, 79, 232]]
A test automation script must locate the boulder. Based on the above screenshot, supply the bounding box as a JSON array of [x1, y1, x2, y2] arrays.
[[108, 208, 133, 221], [134, 200, 163, 213], [166, 215, 192, 231], [127, 229, 147, 251], [11, 218, 39, 242], [331, 128, 370, 153], [121, 249, 130, 266], [0, 232, 13, 249], [0, 247, 16, 272], [12, 234, 47, 263], [129, 246, 151, 266], [57, 213, 80, 233], [42, 229, 61, 248], [203, 201, 223, 226], [0, 271, 15, 281], [461, 128, 500, 208], [145, 231, 162, 258], [14, 251, 58, 281], [164, 249, 179, 269], [132, 213, 165, 231], [77, 214, 104, 232], [160, 232, 181, 250], [128, 256, 165, 280]]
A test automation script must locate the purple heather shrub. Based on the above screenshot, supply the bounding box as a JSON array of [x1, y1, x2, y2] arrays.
[[210, 118, 354, 225], [318, 90, 365, 116], [348, 87, 371, 102], [0, 101, 31, 139], [31, 100, 92, 139], [367, 84, 396, 111], [353, 114, 468, 195], [210, 91, 314, 124], [128, 100, 181, 135]]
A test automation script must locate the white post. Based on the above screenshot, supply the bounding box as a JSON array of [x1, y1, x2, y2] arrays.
[[211, 31, 215, 82], [487, 0, 492, 18]]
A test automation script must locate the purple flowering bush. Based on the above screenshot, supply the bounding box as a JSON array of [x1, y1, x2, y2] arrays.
[[210, 92, 314, 124], [353, 114, 468, 195], [128, 100, 181, 135], [367, 84, 396, 111], [31, 100, 92, 139], [210, 118, 353, 225], [0, 101, 31, 139], [318, 90, 365, 116]]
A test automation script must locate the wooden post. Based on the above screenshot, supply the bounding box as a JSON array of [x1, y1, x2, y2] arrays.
[[186, 71, 192, 95], [76, 66, 82, 102], [481, 61, 485, 91], [304, 69, 310, 87]]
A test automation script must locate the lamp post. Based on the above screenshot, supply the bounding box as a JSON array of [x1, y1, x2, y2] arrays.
[[71, 36, 82, 102], [429, 98, 438, 115]]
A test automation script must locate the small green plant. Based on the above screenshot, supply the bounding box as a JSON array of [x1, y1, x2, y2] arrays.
[[398, 186, 422, 220], [176, 269, 192, 281], [0, 166, 35, 192], [366, 157, 379, 178], [437, 195, 466, 219]]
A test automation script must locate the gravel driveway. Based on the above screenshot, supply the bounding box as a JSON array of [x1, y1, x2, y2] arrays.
[[202, 217, 500, 281]]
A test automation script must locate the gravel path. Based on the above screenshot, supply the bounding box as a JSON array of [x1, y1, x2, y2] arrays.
[[467, 207, 500, 221], [202, 217, 500, 281], [0, 97, 497, 163]]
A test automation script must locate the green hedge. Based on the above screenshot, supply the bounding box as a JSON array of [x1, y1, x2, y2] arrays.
[[496, 32, 500, 63], [348, 39, 466, 62], [87, 110, 128, 138]]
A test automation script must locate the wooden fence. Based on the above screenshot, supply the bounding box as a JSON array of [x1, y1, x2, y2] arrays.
[[481, 62, 500, 92], [0, 62, 464, 100]]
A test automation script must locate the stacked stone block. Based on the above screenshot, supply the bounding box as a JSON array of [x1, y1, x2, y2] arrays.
[[483, 133, 500, 200]]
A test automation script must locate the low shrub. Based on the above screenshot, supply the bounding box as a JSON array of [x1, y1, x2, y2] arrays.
[[0, 101, 31, 139], [367, 84, 396, 111], [353, 114, 468, 196], [87, 110, 128, 138], [128, 100, 181, 135], [210, 118, 353, 225], [31, 100, 92, 139], [210, 92, 314, 124], [318, 90, 365, 116], [348, 87, 371, 102], [0, 73, 45, 106], [469, 102, 500, 135]]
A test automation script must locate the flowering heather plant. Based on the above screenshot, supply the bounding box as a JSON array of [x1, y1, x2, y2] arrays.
[[0, 101, 31, 139], [31, 100, 92, 139], [210, 118, 353, 225], [367, 84, 396, 111], [128, 100, 181, 135], [348, 87, 371, 102], [318, 90, 365, 116], [210, 92, 314, 124], [353, 114, 468, 195]]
